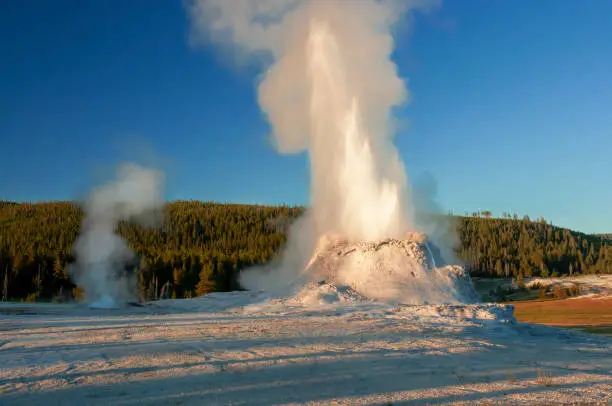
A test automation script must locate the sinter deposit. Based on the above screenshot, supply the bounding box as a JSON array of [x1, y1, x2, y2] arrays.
[[278, 232, 481, 306]]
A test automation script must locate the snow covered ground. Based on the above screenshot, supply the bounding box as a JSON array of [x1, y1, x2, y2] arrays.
[[1, 297, 611, 405]]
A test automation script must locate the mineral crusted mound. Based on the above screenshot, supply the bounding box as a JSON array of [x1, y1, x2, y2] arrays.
[[284, 281, 372, 306], [291, 232, 481, 305]]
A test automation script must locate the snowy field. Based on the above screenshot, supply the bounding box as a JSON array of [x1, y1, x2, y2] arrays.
[[1, 296, 611, 405]]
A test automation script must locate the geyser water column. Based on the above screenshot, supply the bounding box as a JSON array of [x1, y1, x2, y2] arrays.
[[307, 19, 405, 242], [69, 163, 165, 309]]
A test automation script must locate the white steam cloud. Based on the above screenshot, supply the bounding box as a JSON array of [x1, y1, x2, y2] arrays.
[[186, 0, 440, 294], [69, 163, 165, 309], [412, 172, 461, 266]]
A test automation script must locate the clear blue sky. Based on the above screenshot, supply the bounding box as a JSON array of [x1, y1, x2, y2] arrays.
[[1, 1, 610, 233]]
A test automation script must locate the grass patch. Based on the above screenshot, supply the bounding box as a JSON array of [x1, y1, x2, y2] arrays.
[[472, 277, 543, 302], [513, 297, 612, 326], [506, 289, 541, 302], [472, 278, 510, 299]]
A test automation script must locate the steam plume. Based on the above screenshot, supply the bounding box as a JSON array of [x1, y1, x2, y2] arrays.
[[69, 163, 165, 308], [412, 172, 461, 266], [186, 0, 439, 293]]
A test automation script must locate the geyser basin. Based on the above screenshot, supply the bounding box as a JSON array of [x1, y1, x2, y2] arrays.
[[292, 232, 481, 305]]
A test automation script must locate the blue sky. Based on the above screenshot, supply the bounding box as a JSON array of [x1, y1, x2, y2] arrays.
[[1, 0, 610, 233]]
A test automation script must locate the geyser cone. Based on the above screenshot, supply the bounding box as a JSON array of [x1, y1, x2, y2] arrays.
[[293, 233, 480, 305]]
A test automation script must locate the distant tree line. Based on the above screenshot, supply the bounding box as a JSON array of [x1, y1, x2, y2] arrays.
[[0, 201, 610, 301], [458, 213, 610, 277]]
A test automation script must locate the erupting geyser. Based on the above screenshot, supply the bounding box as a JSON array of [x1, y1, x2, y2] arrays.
[[305, 18, 408, 241], [187, 0, 473, 304], [69, 163, 164, 309]]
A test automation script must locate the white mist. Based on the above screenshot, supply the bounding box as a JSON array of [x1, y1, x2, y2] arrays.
[[69, 163, 165, 308]]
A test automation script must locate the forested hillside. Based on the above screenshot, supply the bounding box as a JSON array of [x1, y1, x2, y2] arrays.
[[457, 215, 609, 277], [0, 201, 610, 301]]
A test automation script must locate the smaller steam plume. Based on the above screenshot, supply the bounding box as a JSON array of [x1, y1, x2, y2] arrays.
[[69, 163, 165, 309]]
